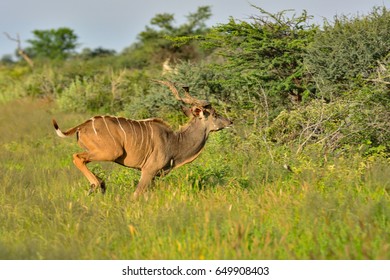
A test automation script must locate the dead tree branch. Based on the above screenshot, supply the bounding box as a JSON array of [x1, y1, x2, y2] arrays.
[[4, 32, 34, 68]]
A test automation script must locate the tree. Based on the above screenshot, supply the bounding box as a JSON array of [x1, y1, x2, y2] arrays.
[[1, 54, 14, 65], [26, 27, 78, 60], [123, 6, 212, 68], [79, 47, 116, 59], [173, 6, 317, 114]]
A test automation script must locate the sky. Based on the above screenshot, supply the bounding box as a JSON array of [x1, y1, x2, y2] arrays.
[[1, 0, 389, 58]]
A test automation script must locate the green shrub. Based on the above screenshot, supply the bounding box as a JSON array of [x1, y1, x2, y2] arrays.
[[57, 69, 150, 114], [185, 6, 318, 114], [305, 6, 390, 93], [266, 80, 390, 155], [58, 76, 110, 113], [0, 65, 31, 102], [267, 99, 348, 151]]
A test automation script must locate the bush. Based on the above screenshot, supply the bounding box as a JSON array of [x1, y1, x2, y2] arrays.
[[190, 6, 318, 113], [305, 6, 390, 93], [267, 99, 348, 153], [266, 79, 390, 155], [260, 6, 390, 156], [57, 69, 151, 114], [0, 65, 31, 102]]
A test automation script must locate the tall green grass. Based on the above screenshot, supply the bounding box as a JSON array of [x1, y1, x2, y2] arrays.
[[0, 100, 388, 259]]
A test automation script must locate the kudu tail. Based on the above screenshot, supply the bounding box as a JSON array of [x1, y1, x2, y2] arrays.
[[52, 119, 78, 138]]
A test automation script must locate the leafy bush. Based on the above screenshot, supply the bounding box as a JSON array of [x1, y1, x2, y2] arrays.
[[0, 65, 31, 102], [242, 6, 390, 156], [266, 80, 390, 155], [182, 6, 318, 114], [58, 69, 150, 114], [58, 76, 109, 112], [267, 99, 349, 153], [305, 6, 390, 93]]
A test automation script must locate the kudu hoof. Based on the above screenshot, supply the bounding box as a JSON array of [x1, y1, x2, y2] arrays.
[[88, 185, 96, 196], [88, 181, 106, 195], [133, 191, 141, 199], [100, 181, 106, 194], [88, 180, 106, 195]]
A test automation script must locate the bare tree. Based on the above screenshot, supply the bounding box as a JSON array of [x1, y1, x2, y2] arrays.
[[4, 32, 34, 67]]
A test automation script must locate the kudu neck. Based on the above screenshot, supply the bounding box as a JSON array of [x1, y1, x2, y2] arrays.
[[174, 117, 209, 164]]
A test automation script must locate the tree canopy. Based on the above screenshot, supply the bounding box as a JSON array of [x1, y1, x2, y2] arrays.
[[122, 6, 212, 67], [25, 27, 78, 60]]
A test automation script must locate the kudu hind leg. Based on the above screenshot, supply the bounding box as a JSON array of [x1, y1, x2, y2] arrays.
[[72, 153, 104, 194]]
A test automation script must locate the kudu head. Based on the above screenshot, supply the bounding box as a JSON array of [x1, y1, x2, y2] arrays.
[[155, 80, 232, 132]]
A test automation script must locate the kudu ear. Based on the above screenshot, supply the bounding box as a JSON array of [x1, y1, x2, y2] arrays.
[[182, 105, 204, 118], [191, 107, 204, 118]]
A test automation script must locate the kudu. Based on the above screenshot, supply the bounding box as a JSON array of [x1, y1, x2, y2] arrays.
[[52, 80, 232, 197]]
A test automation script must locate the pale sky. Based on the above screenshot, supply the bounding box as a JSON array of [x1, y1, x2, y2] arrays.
[[1, 0, 388, 57]]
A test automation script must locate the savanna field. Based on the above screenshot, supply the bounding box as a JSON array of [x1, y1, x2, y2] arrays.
[[0, 99, 388, 259], [0, 6, 389, 259]]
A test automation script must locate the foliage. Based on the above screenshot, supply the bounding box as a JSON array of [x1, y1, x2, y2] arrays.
[[299, 7, 390, 153], [345, 80, 390, 152], [305, 6, 390, 92], [1, 54, 14, 64], [58, 69, 150, 114], [174, 6, 318, 114], [25, 27, 79, 60], [122, 6, 212, 68], [267, 71, 390, 154], [78, 47, 117, 59], [267, 99, 348, 152]]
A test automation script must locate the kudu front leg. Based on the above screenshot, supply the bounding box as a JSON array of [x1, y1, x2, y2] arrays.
[[73, 153, 105, 195], [133, 170, 156, 198]]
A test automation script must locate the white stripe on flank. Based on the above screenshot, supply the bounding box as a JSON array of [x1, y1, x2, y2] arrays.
[[116, 117, 127, 145], [91, 117, 98, 135], [126, 120, 135, 142], [102, 116, 116, 146], [144, 122, 150, 147], [148, 122, 153, 142], [138, 121, 144, 148]]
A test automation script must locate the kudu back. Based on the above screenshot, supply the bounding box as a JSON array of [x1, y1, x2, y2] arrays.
[[52, 81, 232, 197]]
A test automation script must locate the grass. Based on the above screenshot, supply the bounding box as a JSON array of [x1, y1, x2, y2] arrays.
[[0, 99, 389, 259]]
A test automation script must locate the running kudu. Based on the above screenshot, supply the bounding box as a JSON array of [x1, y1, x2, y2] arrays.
[[52, 80, 232, 197]]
